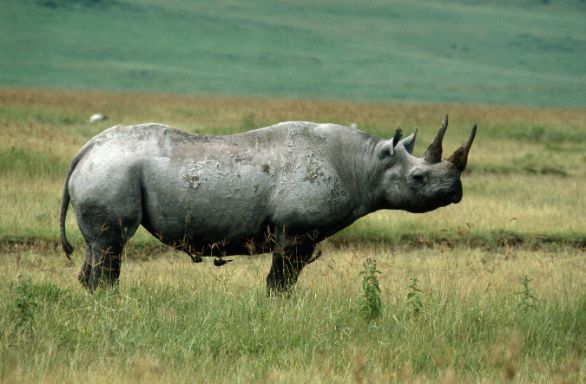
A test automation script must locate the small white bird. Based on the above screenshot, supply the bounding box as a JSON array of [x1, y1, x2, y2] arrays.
[[89, 113, 107, 123]]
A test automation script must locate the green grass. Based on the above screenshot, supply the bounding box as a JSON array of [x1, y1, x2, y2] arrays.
[[1, 1, 585, 106], [1, 245, 584, 383]]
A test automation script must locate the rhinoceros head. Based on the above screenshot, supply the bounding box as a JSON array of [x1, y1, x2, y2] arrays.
[[376, 115, 477, 213]]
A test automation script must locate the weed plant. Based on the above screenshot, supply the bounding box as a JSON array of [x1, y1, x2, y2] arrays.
[[406, 277, 424, 318], [360, 258, 382, 322], [517, 275, 539, 312]]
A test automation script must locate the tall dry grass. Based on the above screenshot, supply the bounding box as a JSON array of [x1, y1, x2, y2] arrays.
[[1, 87, 584, 246]]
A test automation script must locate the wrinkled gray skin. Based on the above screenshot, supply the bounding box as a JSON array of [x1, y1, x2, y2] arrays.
[[60, 116, 476, 294]]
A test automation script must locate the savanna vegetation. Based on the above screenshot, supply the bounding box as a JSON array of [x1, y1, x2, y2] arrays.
[[0, 87, 584, 383]]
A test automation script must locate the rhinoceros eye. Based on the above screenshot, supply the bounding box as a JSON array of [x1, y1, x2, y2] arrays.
[[411, 171, 426, 183]]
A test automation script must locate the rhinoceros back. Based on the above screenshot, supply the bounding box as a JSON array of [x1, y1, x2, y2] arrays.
[[67, 122, 359, 253]]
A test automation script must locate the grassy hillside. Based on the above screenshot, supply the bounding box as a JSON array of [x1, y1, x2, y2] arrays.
[[1, 0, 585, 106], [1, 88, 584, 248]]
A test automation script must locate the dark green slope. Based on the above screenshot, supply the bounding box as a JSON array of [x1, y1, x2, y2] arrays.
[[1, 0, 585, 106]]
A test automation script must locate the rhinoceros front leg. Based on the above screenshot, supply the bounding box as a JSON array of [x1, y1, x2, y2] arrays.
[[266, 227, 316, 296]]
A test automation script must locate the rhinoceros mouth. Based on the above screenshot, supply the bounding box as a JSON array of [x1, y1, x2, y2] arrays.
[[406, 189, 462, 213], [449, 188, 463, 204]]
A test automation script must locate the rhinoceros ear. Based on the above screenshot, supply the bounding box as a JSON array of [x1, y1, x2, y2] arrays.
[[377, 127, 403, 159], [400, 130, 417, 154], [377, 139, 395, 159]]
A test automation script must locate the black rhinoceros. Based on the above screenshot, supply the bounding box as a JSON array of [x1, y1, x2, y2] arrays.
[[60, 115, 476, 294]]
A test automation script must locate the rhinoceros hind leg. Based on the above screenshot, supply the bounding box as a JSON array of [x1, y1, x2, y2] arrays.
[[75, 203, 141, 291], [86, 240, 124, 290], [78, 245, 92, 288]]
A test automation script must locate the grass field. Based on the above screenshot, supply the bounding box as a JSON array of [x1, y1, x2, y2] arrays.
[[0, 87, 585, 382], [1, 245, 585, 383], [1, 1, 586, 106]]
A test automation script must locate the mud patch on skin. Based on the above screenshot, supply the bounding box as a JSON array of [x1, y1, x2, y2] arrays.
[[185, 175, 200, 189], [303, 156, 324, 183], [183, 160, 204, 189]]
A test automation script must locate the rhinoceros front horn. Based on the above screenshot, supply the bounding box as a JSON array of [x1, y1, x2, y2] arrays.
[[423, 115, 448, 164], [447, 124, 477, 172]]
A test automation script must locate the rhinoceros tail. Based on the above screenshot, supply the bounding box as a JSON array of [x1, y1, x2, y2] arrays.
[[60, 141, 94, 259]]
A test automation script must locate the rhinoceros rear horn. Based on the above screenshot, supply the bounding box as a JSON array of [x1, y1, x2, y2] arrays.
[[447, 124, 477, 172], [423, 114, 448, 164]]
